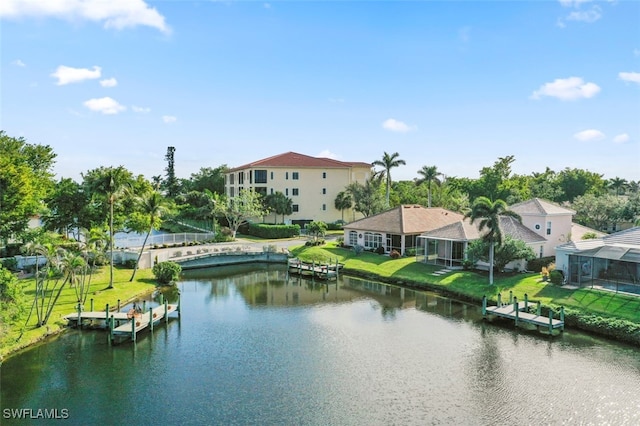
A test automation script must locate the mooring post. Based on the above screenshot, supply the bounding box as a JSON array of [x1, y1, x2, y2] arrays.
[[177, 294, 181, 317], [117, 299, 121, 311], [77, 303, 82, 329], [105, 303, 109, 325], [560, 306, 565, 331], [109, 315, 114, 343], [150, 308, 154, 332], [164, 299, 169, 324], [160, 293, 164, 305], [509, 291, 513, 304], [537, 301, 541, 316], [143, 300, 147, 312], [514, 296, 519, 326], [497, 293, 502, 307], [524, 293, 529, 310], [90, 298, 94, 312], [548, 310, 553, 334], [336, 259, 339, 279], [131, 317, 136, 342], [482, 295, 487, 317]]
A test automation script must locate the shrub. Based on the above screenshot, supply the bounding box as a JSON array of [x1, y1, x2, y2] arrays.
[[0, 258, 18, 272], [247, 223, 301, 239], [152, 261, 182, 285], [173, 251, 182, 258], [527, 256, 555, 272], [550, 270, 564, 285], [123, 259, 137, 269], [390, 250, 401, 259], [353, 245, 364, 256], [375, 246, 385, 255], [405, 247, 417, 257]]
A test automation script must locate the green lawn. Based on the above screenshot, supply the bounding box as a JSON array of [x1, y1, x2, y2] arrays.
[[290, 242, 640, 323], [1, 267, 157, 360]]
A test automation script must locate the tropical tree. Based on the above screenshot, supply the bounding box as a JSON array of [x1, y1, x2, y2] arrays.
[[306, 221, 328, 243], [334, 191, 353, 222], [126, 190, 170, 281], [43, 178, 87, 239], [466, 236, 535, 272], [346, 176, 385, 218], [608, 177, 628, 197], [263, 192, 293, 224], [372, 151, 406, 207], [464, 197, 521, 285], [215, 189, 266, 238], [415, 165, 442, 208]]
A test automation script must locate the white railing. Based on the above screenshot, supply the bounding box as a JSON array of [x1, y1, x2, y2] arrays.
[[114, 232, 215, 249]]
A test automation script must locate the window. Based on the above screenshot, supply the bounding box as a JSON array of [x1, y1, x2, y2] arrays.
[[292, 172, 299, 180], [285, 188, 289, 196], [229, 187, 235, 197], [229, 174, 235, 184], [292, 204, 299, 212], [249, 170, 253, 184], [546, 221, 552, 235], [255, 187, 267, 196], [364, 232, 383, 249], [238, 172, 244, 185], [322, 204, 326, 211], [270, 188, 274, 195], [322, 172, 327, 179], [349, 231, 358, 246], [286, 172, 289, 180], [322, 188, 326, 195], [255, 170, 267, 184], [270, 171, 274, 180], [292, 188, 299, 196], [539, 246, 543, 258]]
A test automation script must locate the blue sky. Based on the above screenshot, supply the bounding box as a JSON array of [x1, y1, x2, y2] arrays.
[[2, 0, 639, 183]]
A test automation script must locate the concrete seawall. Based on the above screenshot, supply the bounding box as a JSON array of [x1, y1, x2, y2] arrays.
[[175, 252, 289, 270]]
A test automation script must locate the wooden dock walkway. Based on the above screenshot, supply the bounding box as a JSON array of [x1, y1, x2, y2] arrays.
[[110, 302, 178, 343], [288, 258, 343, 280], [482, 293, 564, 333]]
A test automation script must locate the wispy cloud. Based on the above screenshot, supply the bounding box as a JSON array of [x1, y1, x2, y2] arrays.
[[573, 129, 605, 142], [382, 118, 416, 133], [100, 77, 118, 87], [316, 150, 339, 160], [132, 105, 151, 113], [162, 115, 177, 124], [557, 0, 603, 27], [52, 65, 101, 85], [619, 72, 640, 85], [11, 59, 26, 67], [613, 133, 630, 144], [0, 0, 171, 34], [83, 97, 126, 114], [531, 77, 600, 101]]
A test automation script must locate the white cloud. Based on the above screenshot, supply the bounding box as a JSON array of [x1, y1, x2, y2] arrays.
[[531, 77, 600, 100], [52, 65, 101, 85], [162, 115, 177, 124], [132, 105, 150, 113], [558, 0, 592, 7], [613, 133, 630, 144], [566, 6, 602, 23], [573, 129, 605, 142], [619, 72, 640, 84], [11, 59, 26, 67], [0, 0, 170, 34], [382, 118, 416, 133], [100, 77, 118, 87], [316, 150, 339, 160], [83, 97, 126, 114]]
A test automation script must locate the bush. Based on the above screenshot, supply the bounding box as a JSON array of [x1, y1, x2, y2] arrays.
[[248, 223, 301, 239], [527, 256, 555, 272], [405, 247, 417, 257], [375, 246, 385, 255], [550, 270, 564, 285], [353, 245, 364, 256], [123, 259, 137, 269], [0, 258, 18, 272], [152, 261, 182, 285], [326, 222, 344, 231], [390, 250, 401, 259]]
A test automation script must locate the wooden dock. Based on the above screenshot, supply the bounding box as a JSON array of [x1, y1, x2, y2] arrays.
[[482, 294, 564, 333], [110, 302, 178, 343], [288, 258, 343, 280]]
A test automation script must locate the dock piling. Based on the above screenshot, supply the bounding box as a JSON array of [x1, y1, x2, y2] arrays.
[[524, 293, 529, 310], [131, 317, 136, 342], [482, 295, 487, 317], [117, 299, 121, 311], [109, 315, 114, 343], [77, 303, 82, 329], [497, 293, 502, 307], [509, 291, 513, 304], [548, 310, 553, 334], [537, 301, 541, 316], [164, 300, 169, 324], [90, 298, 94, 312], [560, 307, 565, 331], [514, 296, 519, 326], [150, 308, 154, 332]]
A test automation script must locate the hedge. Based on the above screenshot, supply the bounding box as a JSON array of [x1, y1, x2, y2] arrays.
[[247, 223, 301, 239], [527, 256, 555, 272]]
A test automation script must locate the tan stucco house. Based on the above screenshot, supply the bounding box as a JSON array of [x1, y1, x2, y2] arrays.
[[225, 152, 372, 226], [342, 205, 464, 255]]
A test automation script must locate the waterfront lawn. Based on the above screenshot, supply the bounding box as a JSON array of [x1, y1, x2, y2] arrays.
[[290, 243, 640, 323], [1, 267, 157, 360]]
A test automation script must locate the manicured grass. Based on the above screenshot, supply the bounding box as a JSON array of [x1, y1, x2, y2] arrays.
[[290, 242, 640, 323], [1, 267, 157, 360]]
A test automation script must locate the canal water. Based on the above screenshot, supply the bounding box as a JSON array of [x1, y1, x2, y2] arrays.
[[2, 264, 640, 425]]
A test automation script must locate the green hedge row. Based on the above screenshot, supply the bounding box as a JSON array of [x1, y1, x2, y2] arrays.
[[247, 224, 301, 239], [527, 256, 555, 272], [560, 306, 640, 346]]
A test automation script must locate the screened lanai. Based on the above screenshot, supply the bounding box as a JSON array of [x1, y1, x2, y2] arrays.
[[567, 246, 640, 294]]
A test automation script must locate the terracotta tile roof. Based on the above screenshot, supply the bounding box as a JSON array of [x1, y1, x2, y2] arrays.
[[510, 198, 575, 216], [228, 151, 371, 172], [343, 205, 463, 235], [423, 216, 546, 244]]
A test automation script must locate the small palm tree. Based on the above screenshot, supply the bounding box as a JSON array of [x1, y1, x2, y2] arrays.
[[334, 191, 353, 222], [608, 177, 628, 197], [416, 165, 442, 208], [372, 151, 406, 208], [130, 190, 170, 281], [464, 197, 521, 285]]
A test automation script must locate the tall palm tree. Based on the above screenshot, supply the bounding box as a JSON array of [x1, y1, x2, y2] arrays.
[[416, 165, 442, 208], [130, 190, 170, 281], [608, 177, 628, 197], [372, 151, 405, 208], [334, 191, 353, 222], [464, 197, 521, 285]]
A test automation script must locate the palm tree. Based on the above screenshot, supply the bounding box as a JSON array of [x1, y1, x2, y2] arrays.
[[372, 151, 406, 208], [334, 191, 353, 222], [130, 190, 170, 281], [608, 177, 628, 197], [416, 165, 442, 208], [464, 197, 521, 285]]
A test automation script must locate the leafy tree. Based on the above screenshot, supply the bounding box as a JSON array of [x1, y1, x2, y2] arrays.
[[334, 191, 353, 222], [306, 221, 327, 243], [263, 192, 293, 224], [472, 155, 516, 202], [163, 146, 179, 197], [557, 168, 606, 202], [182, 165, 227, 195], [346, 176, 385, 218], [571, 194, 626, 231], [0, 265, 24, 343], [372, 151, 406, 207], [464, 197, 521, 285], [466, 236, 535, 272], [215, 189, 266, 238], [529, 167, 564, 202], [153, 261, 182, 285], [43, 178, 87, 239], [415, 165, 442, 208], [126, 190, 171, 281], [430, 183, 471, 213], [0, 132, 56, 244]]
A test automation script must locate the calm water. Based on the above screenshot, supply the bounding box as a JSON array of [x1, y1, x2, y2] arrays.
[[2, 264, 640, 425]]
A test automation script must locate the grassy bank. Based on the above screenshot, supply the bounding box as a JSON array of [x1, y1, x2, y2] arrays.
[[290, 242, 640, 343], [1, 267, 158, 361]]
